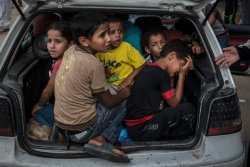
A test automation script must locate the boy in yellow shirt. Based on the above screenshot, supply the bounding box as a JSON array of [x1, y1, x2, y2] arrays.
[[96, 17, 146, 94]]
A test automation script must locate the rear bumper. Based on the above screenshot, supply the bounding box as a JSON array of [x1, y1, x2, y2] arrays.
[[0, 130, 245, 167], [129, 130, 245, 167]]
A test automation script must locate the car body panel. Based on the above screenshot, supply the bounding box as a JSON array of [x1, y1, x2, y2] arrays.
[[0, 131, 244, 167], [24, 0, 214, 11], [195, 9, 236, 88]]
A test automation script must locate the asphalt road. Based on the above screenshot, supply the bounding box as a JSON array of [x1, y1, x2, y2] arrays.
[[1, 3, 250, 167]]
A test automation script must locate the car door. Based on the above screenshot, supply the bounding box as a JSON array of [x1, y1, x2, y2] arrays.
[[228, 25, 250, 75]]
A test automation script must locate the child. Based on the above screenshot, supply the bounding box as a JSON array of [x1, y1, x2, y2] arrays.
[[143, 26, 202, 63], [124, 39, 196, 141], [142, 27, 178, 87], [96, 17, 146, 95], [31, 21, 73, 130], [174, 19, 203, 54], [53, 12, 130, 162], [142, 27, 167, 63]]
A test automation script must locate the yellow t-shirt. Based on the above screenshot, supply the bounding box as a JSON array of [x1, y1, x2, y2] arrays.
[[96, 42, 145, 86]]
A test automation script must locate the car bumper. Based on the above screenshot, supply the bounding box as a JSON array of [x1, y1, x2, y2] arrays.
[[0, 130, 245, 167], [129, 130, 245, 167]]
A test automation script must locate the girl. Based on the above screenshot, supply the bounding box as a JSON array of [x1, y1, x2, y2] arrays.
[[31, 21, 73, 130]]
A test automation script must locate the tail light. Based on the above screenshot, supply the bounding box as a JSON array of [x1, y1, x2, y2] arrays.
[[207, 94, 242, 136], [0, 95, 13, 136]]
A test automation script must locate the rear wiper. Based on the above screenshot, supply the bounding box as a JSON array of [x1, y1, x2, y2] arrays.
[[12, 0, 26, 21], [202, 0, 222, 26]]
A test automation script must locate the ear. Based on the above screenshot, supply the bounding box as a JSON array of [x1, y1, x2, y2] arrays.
[[168, 52, 176, 61], [68, 40, 74, 47], [78, 36, 89, 47], [144, 46, 151, 54]]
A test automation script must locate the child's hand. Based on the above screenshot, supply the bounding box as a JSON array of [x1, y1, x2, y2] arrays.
[[119, 87, 131, 98], [32, 103, 43, 116], [118, 78, 132, 91], [179, 56, 193, 76], [192, 41, 202, 54]]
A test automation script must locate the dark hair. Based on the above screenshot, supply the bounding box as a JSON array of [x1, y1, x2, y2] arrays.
[[142, 27, 166, 47], [107, 17, 124, 30], [47, 21, 72, 42], [160, 39, 190, 59], [135, 16, 166, 35], [108, 17, 123, 24], [174, 19, 195, 35], [71, 11, 107, 45]]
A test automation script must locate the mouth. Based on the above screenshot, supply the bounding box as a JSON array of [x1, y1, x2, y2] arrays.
[[105, 44, 111, 50], [113, 39, 121, 45], [49, 50, 56, 54]]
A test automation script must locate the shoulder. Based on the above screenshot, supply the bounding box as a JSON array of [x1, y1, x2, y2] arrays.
[[122, 42, 141, 55], [121, 41, 132, 48]]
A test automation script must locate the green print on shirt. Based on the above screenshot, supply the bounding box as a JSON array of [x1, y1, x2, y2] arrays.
[[105, 66, 120, 83], [99, 58, 121, 83]]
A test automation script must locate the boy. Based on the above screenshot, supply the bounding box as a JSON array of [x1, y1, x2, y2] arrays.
[[96, 17, 146, 94], [124, 39, 196, 141], [142, 27, 167, 62], [143, 27, 202, 63], [54, 12, 130, 162]]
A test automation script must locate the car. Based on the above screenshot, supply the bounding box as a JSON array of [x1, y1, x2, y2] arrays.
[[0, 0, 245, 166]]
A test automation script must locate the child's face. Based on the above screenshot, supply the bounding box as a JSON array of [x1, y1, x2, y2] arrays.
[[47, 30, 70, 59], [145, 33, 167, 59], [108, 22, 124, 49], [166, 53, 183, 77], [87, 23, 111, 53]]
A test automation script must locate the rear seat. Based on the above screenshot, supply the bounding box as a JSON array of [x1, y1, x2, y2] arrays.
[[163, 30, 183, 41]]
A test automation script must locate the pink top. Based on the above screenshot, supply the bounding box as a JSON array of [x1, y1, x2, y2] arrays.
[[52, 59, 62, 74]]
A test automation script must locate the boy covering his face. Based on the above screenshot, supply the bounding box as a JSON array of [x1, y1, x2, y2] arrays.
[[125, 39, 196, 141]]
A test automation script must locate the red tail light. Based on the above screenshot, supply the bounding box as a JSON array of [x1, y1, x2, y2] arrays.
[[207, 94, 242, 136], [0, 96, 13, 136]]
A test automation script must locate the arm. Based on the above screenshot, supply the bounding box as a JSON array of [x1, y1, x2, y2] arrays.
[[166, 56, 193, 107], [179, 35, 202, 54], [166, 73, 185, 107], [208, 14, 216, 25], [97, 87, 130, 108], [236, 46, 250, 61], [32, 74, 56, 116], [191, 41, 203, 54], [118, 63, 146, 91]]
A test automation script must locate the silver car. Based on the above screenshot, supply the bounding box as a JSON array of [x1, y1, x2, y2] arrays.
[[0, 0, 245, 166]]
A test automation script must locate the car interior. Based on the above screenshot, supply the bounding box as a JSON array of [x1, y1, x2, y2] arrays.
[[6, 10, 219, 155]]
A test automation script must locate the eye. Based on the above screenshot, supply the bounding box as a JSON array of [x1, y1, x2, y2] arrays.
[[151, 43, 157, 47], [118, 29, 124, 34], [161, 40, 166, 44], [99, 31, 106, 38], [108, 30, 115, 35], [55, 39, 62, 43]]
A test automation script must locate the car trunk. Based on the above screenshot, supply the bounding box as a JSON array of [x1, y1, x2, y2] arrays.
[[3, 7, 219, 158]]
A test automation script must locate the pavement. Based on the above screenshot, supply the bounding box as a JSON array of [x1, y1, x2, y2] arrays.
[[0, 3, 24, 46], [1, 2, 250, 167]]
